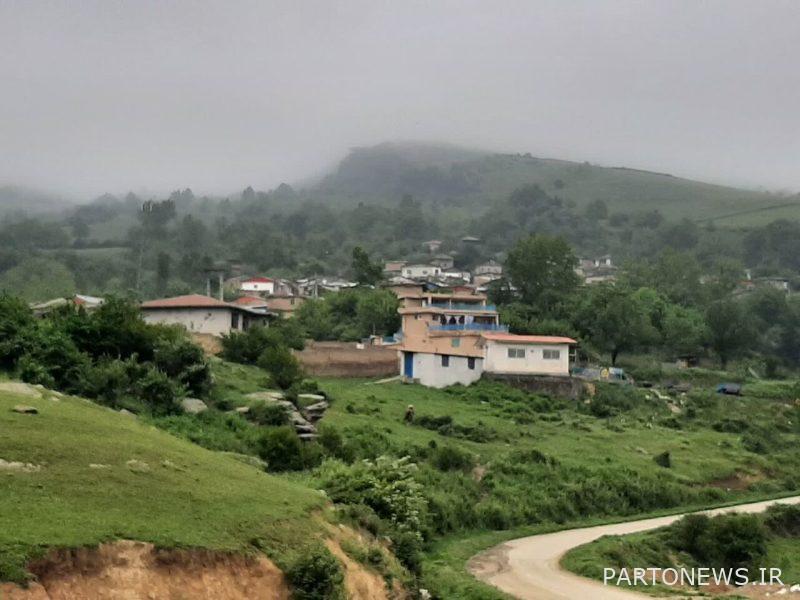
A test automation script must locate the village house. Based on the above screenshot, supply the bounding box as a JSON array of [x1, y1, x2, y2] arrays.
[[474, 259, 503, 277], [383, 260, 407, 276], [30, 294, 105, 317], [140, 294, 273, 337], [577, 255, 618, 285], [430, 255, 455, 270], [240, 276, 275, 295], [421, 239, 443, 253], [402, 264, 442, 279], [395, 290, 576, 387]]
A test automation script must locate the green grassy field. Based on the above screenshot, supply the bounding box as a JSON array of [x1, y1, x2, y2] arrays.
[[0, 382, 325, 583]]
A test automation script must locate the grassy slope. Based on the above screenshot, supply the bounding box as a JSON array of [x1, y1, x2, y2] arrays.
[[0, 383, 324, 583]]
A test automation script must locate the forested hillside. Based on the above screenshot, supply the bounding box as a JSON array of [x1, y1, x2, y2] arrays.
[[1, 142, 800, 302]]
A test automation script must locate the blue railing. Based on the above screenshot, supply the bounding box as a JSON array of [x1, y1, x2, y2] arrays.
[[429, 323, 509, 332], [429, 302, 497, 312]]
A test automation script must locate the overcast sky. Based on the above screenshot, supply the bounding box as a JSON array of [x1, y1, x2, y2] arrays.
[[1, 0, 798, 198]]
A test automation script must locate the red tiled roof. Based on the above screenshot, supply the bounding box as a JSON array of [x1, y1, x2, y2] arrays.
[[141, 294, 230, 309], [243, 276, 273, 283], [481, 333, 577, 345], [233, 296, 268, 306]]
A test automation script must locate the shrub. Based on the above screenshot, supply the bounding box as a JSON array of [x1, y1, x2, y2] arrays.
[[317, 424, 352, 462], [135, 367, 183, 416], [258, 426, 305, 472], [653, 451, 672, 468], [286, 545, 344, 600], [248, 402, 289, 426], [586, 384, 638, 418], [152, 336, 211, 397], [257, 345, 303, 389], [429, 445, 475, 471]]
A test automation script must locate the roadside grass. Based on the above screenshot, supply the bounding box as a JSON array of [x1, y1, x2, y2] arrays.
[[0, 385, 325, 583]]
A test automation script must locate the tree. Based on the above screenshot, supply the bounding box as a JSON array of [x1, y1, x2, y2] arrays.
[[573, 284, 659, 365], [258, 344, 303, 389], [705, 299, 753, 368], [155, 252, 171, 297], [351, 246, 383, 286], [662, 304, 708, 357], [504, 235, 579, 314], [356, 289, 400, 336], [0, 257, 77, 302]]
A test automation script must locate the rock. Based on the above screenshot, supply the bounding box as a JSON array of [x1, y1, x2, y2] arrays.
[[234, 406, 250, 415], [126, 459, 150, 473], [304, 401, 329, 413], [245, 391, 285, 403], [0, 458, 42, 473], [181, 398, 208, 414], [0, 382, 42, 398], [12, 404, 38, 414], [297, 433, 318, 441], [298, 393, 325, 403], [161, 460, 184, 471], [119, 408, 136, 418], [89, 463, 111, 469]]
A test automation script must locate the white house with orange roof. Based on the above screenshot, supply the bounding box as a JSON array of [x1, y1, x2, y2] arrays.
[[240, 276, 275, 295]]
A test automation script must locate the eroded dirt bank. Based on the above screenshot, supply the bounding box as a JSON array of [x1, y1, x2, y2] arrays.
[[1, 538, 402, 600], [0, 540, 290, 600]]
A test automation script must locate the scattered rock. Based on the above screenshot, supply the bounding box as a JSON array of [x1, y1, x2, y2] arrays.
[[180, 398, 208, 414], [126, 459, 150, 473], [0, 382, 42, 398], [89, 463, 111, 470], [0, 458, 42, 473], [12, 404, 38, 414]]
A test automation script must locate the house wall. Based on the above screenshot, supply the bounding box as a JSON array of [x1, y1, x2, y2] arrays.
[[142, 307, 236, 337], [484, 342, 570, 376], [241, 281, 275, 294], [402, 266, 441, 278], [401, 351, 483, 388]]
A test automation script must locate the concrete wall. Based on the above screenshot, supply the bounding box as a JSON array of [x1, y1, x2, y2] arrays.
[[402, 351, 483, 388], [142, 307, 234, 337], [484, 342, 570, 376], [296, 341, 398, 377]]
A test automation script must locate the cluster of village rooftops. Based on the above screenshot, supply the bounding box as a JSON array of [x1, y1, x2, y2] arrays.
[[29, 243, 790, 388]]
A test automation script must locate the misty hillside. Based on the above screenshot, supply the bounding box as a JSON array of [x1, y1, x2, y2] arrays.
[[312, 142, 800, 225], [0, 185, 73, 216]]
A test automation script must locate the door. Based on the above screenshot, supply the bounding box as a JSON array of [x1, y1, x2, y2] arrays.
[[404, 352, 414, 377]]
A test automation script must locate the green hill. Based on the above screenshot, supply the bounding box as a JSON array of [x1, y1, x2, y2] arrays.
[[311, 142, 800, 225], [0, 380, 324, 583]]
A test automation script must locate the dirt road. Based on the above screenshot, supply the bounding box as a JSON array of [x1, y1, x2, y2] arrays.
[[468, 495, 800, 600]]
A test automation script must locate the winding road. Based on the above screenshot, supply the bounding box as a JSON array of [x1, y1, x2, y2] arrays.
[[468, 495, 800, 600]]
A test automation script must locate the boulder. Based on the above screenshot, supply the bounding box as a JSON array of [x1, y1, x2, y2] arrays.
[[12, 405, 38, 414], [298, 393, 325, 403], [126, 459, 150, 473], [234, 406, 251, 415], [245, 391, 285, 403], [181, 398, 208, 415]]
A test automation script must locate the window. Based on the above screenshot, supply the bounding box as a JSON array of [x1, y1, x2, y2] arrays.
[[451, 338, 460, 348], [231, 312, 240, 329], [507, 348, 525, 359], [543, 349, 561, 360], [468, 357, 476, 370], [441, 355, 450, 367]]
